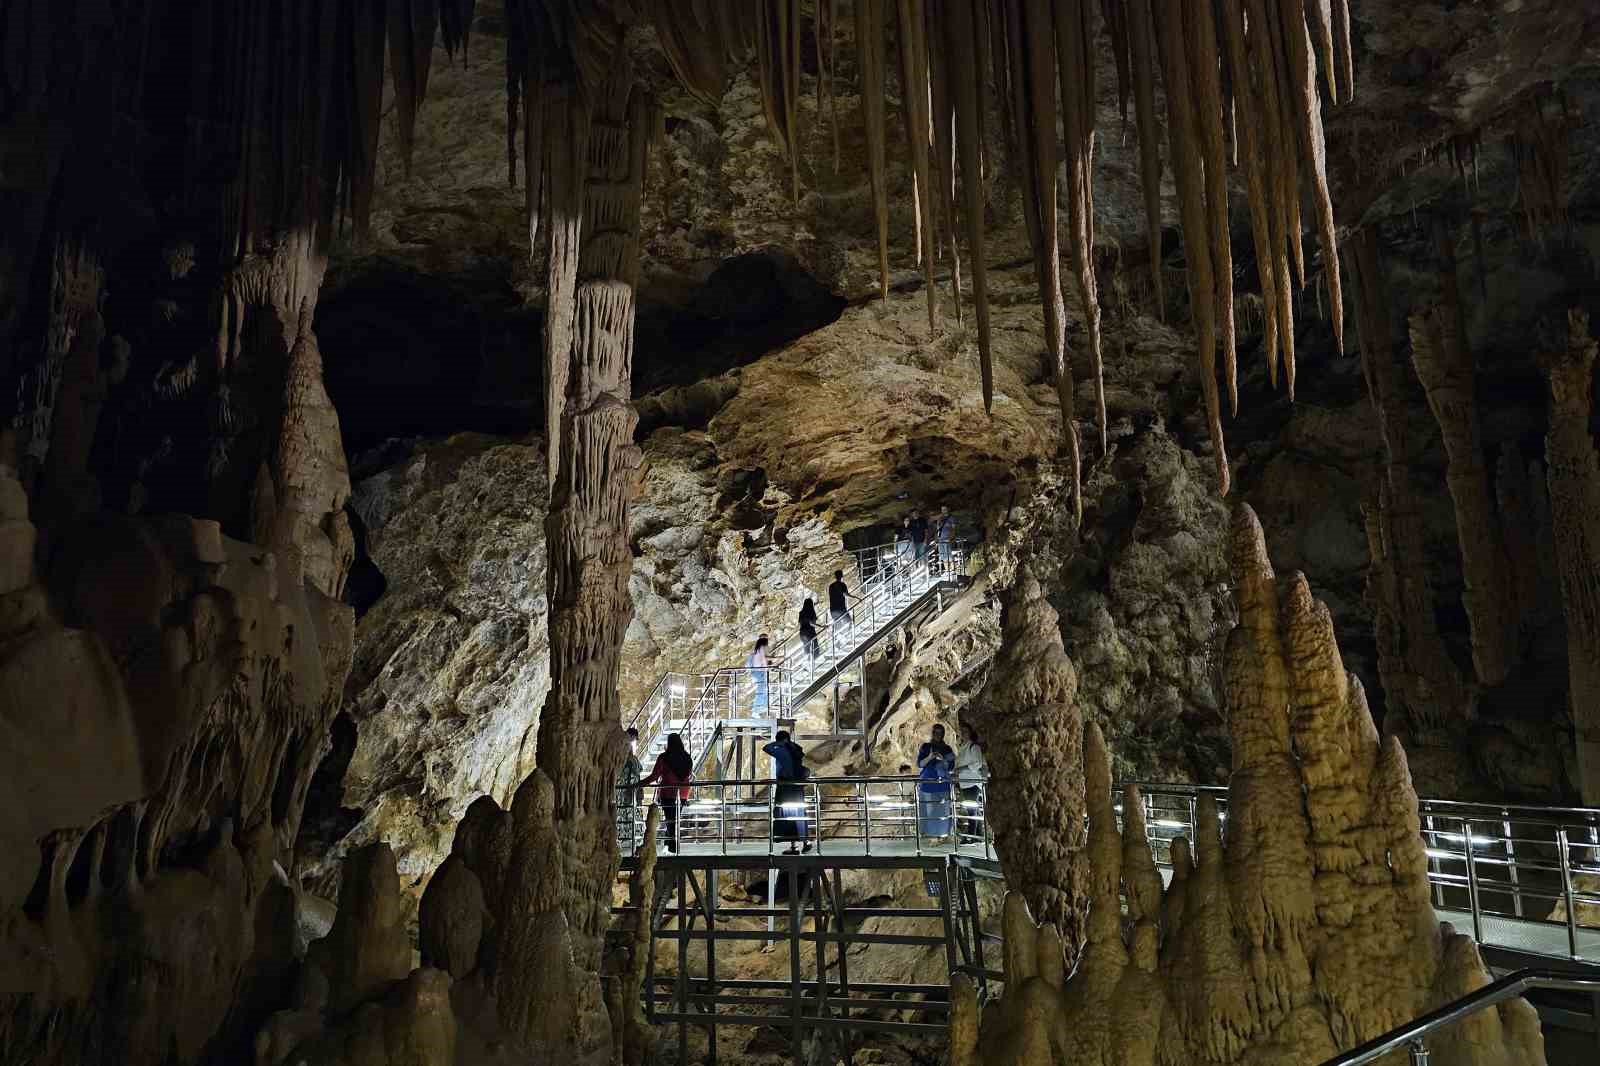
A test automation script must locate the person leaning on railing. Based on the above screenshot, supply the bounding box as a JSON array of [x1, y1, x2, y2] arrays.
[[616, 726, 643, 849]]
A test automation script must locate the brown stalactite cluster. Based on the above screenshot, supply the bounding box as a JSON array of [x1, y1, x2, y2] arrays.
[[953, 506, 1544, 1066], [1538, 310, 1600, 805], [636, 2, 1350, 507], [1508, 88, 1579, 238]]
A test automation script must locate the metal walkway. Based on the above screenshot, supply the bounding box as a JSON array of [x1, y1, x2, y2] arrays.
[[625, 541, 968, 776], [616, 776, 1600, 1062]]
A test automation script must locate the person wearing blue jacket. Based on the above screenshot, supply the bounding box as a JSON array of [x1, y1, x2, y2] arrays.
[[764, 730, 811, 854]]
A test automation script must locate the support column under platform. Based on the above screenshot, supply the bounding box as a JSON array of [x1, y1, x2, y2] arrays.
[[617, 851, 988, 1065]]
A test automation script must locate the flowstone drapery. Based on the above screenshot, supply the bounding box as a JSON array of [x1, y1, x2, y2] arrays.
[[1539, 309, 1600, 805], [952, 505, 1544, 1066]]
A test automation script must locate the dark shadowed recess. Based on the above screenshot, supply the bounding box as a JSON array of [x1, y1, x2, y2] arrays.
[[316, 246, 843, 457]]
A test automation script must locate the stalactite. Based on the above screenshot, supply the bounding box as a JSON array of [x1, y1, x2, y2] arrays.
[[1508, 89, 1577, 237], [388, 0, 442, 176], [1247, 0, 1299, 395], [896, 0, 939, 332], [857, 0, 892, 302], [1284, 0, 1345, 355], [1220, 0, 1280, 387], [924, 0, 962, 326], [940, 0, 993, 411], [755, 0, 802, 206], [1408, 229, 1515, 686], [1538, 309, 1600, 805], [1126, 0, 1165, 322], [1332, 0, 1354, 103], [999, 0, 1081, 519], [1185, 0, 1237, 416], [1155, 3, 1227, 495], [1055, 0, 1106, 456]]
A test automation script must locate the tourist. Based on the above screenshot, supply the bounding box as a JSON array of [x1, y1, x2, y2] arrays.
[[953, 723, 987, 846], [798, 598, 819, 663], [638, 733, 693, 853], [827, 569, 854, 635], [763, 729, 812, 854], [895, 516, 914, 570], [917, 724, 956, 770], [747, 634, 771, 713], [910, 509, 930, 561], [616, 726, 642, 851], [933, 506, 954, 572]]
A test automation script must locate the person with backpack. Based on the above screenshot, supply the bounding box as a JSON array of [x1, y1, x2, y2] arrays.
[[639, 733, 693, 853], [763, 730, 812, 854]]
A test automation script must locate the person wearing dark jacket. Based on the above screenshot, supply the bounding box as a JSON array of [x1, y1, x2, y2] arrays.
[[639, 733, 693, 853], [909, 510, 930, 561], [763, 730, 812, 854], [798, 598, 819, 662]]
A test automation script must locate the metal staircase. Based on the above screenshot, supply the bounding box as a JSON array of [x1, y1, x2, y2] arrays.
[[626, 543, 968, 775]]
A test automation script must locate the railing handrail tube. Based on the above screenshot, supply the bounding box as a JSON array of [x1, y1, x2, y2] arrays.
[[1317, 969, 1600, 1066]]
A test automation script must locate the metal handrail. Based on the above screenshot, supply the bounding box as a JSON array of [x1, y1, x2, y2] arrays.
[[616, 772, 994, 861], [1118, 783, 1600, 967], [628, 544, 969, 768], [1318, 969, 1600, 1065]]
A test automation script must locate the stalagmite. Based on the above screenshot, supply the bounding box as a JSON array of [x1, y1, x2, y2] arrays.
[[1155, 3, 1228, 495], [957, 504, 1545, 1066], [1538, 310, 1600, 805], [967, 573, 1087, 956], [1408, 231, 1516, 686]]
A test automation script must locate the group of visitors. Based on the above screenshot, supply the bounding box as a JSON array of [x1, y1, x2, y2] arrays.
[[894, 505, 956, 570], [615, 720, 986, 854]]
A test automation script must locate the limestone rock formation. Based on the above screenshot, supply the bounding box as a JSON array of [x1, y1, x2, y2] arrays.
[[967, 572, 1087, 951], [1539, 309, 1600, 805], [0, 463, 354, 1064], [952, 504, 1545, 1066]]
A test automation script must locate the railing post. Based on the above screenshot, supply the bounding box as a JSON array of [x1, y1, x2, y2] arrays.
[[1462, 819, 1483, 945], [864, 781, 873, 856], [1502, 810, 1521, 918], [719, 783, 727, 857], [1559, 826, 1579, 961], [812, 782, 823, 855], [1407, 1037, 1430, 1065], [915, 779, 925, 857], [1425, 813, 1444, 909]]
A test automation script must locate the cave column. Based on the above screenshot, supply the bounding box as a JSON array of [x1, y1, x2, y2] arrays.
[[534, 52, 647, 976], [1539, 310, 1600, 805]]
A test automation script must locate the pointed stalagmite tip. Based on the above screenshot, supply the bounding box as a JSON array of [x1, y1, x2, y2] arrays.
[[1228, 502, 1271, 578]]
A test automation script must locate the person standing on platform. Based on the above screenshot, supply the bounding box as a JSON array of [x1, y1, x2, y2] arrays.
[[763, 730, 812, 854], [616, 726, 642, 850], [639, 733, 693, 853], [910, 509, 930, 562], [933, 506, 955, 573]]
